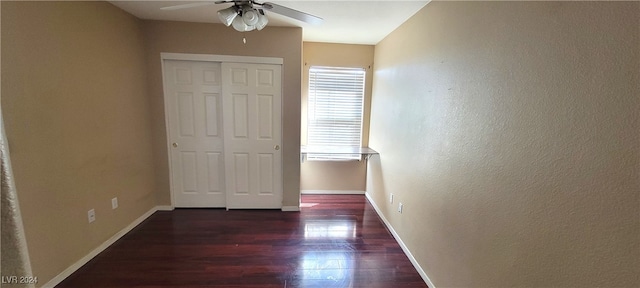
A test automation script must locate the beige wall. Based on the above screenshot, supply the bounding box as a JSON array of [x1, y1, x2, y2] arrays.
[[143, 21, 302, 207], [368, 1, 639, 287], [1, 2, 156, 286], [301, 42, 373, 191], [2, 1, 303, 285]]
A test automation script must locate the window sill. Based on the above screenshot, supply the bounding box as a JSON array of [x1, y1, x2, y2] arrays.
[[300, 146, 378, 163]]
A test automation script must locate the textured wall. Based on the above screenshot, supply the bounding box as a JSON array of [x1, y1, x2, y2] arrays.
[[1, 2, 156, 286], [368, 1, 639, 287], [143, 21, 302, 207], [1, 114, 34, 285], [301, 42, 374, 192]]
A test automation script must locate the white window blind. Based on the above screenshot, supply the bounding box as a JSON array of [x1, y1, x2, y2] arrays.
[[307, 66, 365, 160]]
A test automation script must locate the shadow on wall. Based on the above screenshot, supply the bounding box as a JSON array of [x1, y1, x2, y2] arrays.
[[365, 155, 389, 215]]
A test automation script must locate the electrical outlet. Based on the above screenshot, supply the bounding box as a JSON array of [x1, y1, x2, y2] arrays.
[[111, 197, 118, 209], [390, 193, 394, 203], [88, 209, 96, 223], [398, 203, 403, 214]]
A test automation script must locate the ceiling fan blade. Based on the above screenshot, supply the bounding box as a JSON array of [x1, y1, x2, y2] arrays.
[[263, 2, 323, 25], [160, 2, 219, 11]]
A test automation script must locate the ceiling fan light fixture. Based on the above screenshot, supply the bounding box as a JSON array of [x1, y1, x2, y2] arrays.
[[242, 7, 260, 26], [256, 9, 268, 30], [217, 6, 238, 26], [163, 1, 322, 32], [232, 15, 255, 32]]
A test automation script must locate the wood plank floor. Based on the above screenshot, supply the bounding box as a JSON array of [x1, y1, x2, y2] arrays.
[[57, 195, 427, 287]]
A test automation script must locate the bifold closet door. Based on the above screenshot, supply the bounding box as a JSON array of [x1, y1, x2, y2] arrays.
[[222, 62, 283, 209]]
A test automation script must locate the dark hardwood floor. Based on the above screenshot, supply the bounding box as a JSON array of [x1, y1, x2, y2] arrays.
[[57, 195, 427, 287]]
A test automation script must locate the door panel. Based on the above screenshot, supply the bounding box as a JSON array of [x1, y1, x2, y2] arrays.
[[257, 95, 274, 139], [177, 93, 195, 136], [232, 94, 249, 139], [206, 152, 223, 193], [180, 152, 197, 193], [257, 153, 274, 195], [164, 60, 226, 207], [223, 63, 282, 209], [204, 94, 220, 136]]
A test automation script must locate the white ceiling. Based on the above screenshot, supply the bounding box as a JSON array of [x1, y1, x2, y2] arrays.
[[109, 1, 430, 45]]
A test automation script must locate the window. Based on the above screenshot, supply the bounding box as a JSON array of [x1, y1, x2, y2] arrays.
[[307, 66, 365, 160]]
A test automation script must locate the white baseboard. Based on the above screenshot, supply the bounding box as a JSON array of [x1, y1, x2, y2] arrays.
[[364, 192, 436, 288], [156, 205, 174, 211], [41, 206, 162, 288], [301, 190, 365, 195], [281, 206, 300, 212]]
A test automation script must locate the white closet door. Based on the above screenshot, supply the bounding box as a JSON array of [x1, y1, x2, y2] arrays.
[[164, 60, 226, 207], [222, 62, 283, 209]]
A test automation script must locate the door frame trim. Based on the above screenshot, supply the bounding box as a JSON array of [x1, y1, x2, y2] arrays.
[[161, 53, 284, 209], [161, 53, 283, 65]]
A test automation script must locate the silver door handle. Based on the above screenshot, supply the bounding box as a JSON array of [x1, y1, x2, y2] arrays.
[[172, 142, 178, 148], [274, 145, 280, 150]]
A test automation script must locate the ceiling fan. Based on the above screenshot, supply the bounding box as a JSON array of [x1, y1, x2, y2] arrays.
[[161, 1, 323, 32]]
